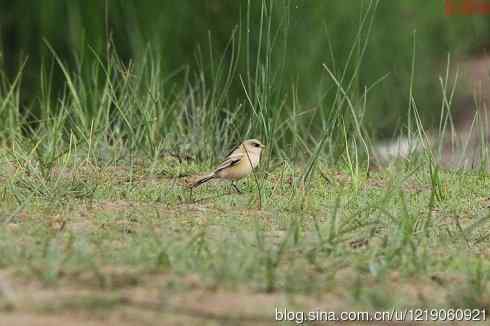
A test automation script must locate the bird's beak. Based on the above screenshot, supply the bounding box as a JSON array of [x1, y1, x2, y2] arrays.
[[260, 144, 265, 148]]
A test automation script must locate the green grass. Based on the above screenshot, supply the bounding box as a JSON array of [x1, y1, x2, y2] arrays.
[[0, 150, 489, 324], [3, 0, 490, 137], [0, 1, 489, 325]]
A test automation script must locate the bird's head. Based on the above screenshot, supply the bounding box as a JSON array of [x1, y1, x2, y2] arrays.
[[242, 139, 265, 156]]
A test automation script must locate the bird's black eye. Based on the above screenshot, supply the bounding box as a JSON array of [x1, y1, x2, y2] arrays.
[[254, 143, 260, 147]]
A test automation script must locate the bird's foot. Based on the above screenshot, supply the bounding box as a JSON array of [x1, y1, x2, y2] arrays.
[[231, 183, 242, 194]]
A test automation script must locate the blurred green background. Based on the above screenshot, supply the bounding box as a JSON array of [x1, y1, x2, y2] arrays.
[[1, 0, 489, 138]]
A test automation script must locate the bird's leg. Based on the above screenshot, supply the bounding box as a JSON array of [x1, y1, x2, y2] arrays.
[[231, 182, 242, 194]]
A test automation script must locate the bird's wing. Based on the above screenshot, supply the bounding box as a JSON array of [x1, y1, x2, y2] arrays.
[[214, 153, 243, 174]]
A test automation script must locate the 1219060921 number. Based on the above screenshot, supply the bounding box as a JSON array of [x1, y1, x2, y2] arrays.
[[409, 308, 486, 321]]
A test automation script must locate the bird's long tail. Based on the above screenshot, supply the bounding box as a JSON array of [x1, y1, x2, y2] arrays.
[[191, 173, 215, 188]]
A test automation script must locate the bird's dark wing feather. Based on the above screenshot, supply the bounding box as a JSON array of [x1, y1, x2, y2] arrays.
[[213, 153, 243, 174]]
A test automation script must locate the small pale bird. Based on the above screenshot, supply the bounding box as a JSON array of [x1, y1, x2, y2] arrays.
[[191, 139, 265, 192]]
